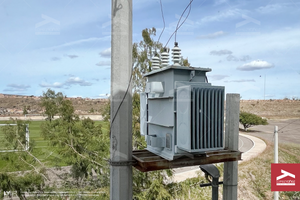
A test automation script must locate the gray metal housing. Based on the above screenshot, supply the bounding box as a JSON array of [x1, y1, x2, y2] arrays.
[[140, 65, 225, 160]]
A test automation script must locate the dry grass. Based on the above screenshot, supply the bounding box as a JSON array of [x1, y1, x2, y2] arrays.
[[238, 140, 300, 200]]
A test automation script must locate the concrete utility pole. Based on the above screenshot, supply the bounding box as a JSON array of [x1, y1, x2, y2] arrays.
[[110, 0, 132, 200], [223, 93, 240, 200]]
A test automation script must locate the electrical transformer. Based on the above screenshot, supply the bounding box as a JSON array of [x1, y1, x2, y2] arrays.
[[140, 65, 225, 160]]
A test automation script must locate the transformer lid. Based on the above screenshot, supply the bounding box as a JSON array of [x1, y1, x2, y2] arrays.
[[143, 65, 212, 77]]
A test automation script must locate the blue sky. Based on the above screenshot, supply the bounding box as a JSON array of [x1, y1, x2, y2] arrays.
[[0, 0, 299, 99]]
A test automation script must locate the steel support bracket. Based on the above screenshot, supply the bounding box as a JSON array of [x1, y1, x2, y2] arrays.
[[109, 159, 137, 166]]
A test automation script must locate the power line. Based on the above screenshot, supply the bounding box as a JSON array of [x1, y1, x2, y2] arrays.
[[110, 71, 133, 133], [278, 119, 300, 132], [175, 0, 193, 42], [164, 0, 194, 48], [157, 0, 166, 43], [110, 0, 166, 132]]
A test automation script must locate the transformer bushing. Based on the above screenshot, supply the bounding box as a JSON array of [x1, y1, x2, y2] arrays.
[[172, 42, 181, 66], [151, 56, 160, 70], [161, 50, 169, 68]]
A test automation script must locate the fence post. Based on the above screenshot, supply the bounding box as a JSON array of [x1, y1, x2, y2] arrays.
[[223, 93, 240, 200], [274, 126, 279, 200]]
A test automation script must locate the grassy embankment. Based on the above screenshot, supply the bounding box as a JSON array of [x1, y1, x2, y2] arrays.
[[0, 120, 109, 171], [174, 140, 300, 200]]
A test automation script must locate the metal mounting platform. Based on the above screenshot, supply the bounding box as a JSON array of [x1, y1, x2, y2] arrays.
[[132, 149, 242, 172]]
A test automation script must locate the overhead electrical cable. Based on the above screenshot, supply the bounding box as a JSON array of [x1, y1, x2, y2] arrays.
[[157, 0, 166, 43], [175, 0, 193, 42], [110, 71, 133, 134], [164, 0, 194, 48]]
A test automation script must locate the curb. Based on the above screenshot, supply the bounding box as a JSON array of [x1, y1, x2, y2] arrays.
[[239, 133, 266, 162]]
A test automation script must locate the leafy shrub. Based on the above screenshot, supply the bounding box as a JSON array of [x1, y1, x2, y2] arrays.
[[239, 111, 268, 131]]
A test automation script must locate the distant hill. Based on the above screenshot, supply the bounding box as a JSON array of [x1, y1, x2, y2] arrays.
[[0, 93, 108, 116], [1, 93, 299, 119], [240, 99, 300, 119]]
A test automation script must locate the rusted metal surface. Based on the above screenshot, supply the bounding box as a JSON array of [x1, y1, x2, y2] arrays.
[[132, 149, 242, 172]]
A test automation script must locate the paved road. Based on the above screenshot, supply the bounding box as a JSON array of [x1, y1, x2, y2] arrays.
[[239, 135, 254, 153], [240, 118, 300, 144]]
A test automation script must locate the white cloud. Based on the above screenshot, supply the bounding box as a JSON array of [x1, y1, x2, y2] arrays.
[[198, 31, 226, 39], [100, 47, 111, 57], [214, 0, 227, 6], [240, 55, 251, 61], [51, 57, 61, 61], [226, 55, 251, 62], [39, 82, 64, 88], [237, 60, 274, 71], [98, 93, 110, 98], [200, 9, 243, 23], [96, 61, 111, 66], [65, 74, 75, 77], [39, 37, 110, 51], [256, 4, 283, 14], [39, 77, 93, 88], [66, 77, 92, 86], [208, 75, 229, 80], [4, 84, 31, 92], [255, 3, 298, 14], [66, 54, 79, 59], [225, 79, 255, 83], [210, 49, 232, 56], [226, 55, 239, 61]]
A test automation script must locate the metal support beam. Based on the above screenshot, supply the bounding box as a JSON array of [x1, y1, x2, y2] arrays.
[[223, 93, 240, 200], [110, 0, 132, 199], [132, 149, 241, 172]]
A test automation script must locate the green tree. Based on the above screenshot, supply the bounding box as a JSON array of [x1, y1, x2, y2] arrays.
[[132, 27, 163, 92], [40, 89, 64, 122], [0, 119, 45, 199], [1, 119, 29, 151], [132, 93, 146, 150], [132, 28, 191, 93], [89, 107, 95, 113], [40, 94, 110, 188], [181, 57, 190, 67], [101, 100, 110, 123], [22, 106, 28, 115], [239, 111, 268, 131], [0, 172, 44, 199]]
